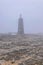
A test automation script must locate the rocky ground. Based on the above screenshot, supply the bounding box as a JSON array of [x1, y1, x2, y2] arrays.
[[0, 34, 43, 65]]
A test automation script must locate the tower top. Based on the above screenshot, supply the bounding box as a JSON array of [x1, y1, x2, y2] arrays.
[[19, 14, 22, 18], [20, 14, 22, 18]]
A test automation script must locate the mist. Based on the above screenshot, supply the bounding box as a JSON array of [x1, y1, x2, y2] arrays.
[[0, 0, 43, 34]]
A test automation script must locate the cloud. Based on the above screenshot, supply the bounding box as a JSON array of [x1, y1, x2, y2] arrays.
[[0, 0, 43, 33]]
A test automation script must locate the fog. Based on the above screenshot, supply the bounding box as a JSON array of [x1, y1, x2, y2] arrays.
[[0, 0, 43, 33]]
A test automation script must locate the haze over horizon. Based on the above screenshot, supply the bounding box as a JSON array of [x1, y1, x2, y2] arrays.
[[0, 0, 43, 34]]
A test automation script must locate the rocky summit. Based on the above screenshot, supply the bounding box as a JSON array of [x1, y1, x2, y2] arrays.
[[0, 34, 43, 65]]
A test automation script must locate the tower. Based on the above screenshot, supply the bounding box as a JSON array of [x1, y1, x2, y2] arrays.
[[18, 14, 24, 35]]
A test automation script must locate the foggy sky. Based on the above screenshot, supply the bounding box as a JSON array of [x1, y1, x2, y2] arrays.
[[0, 0, 43, 33]]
